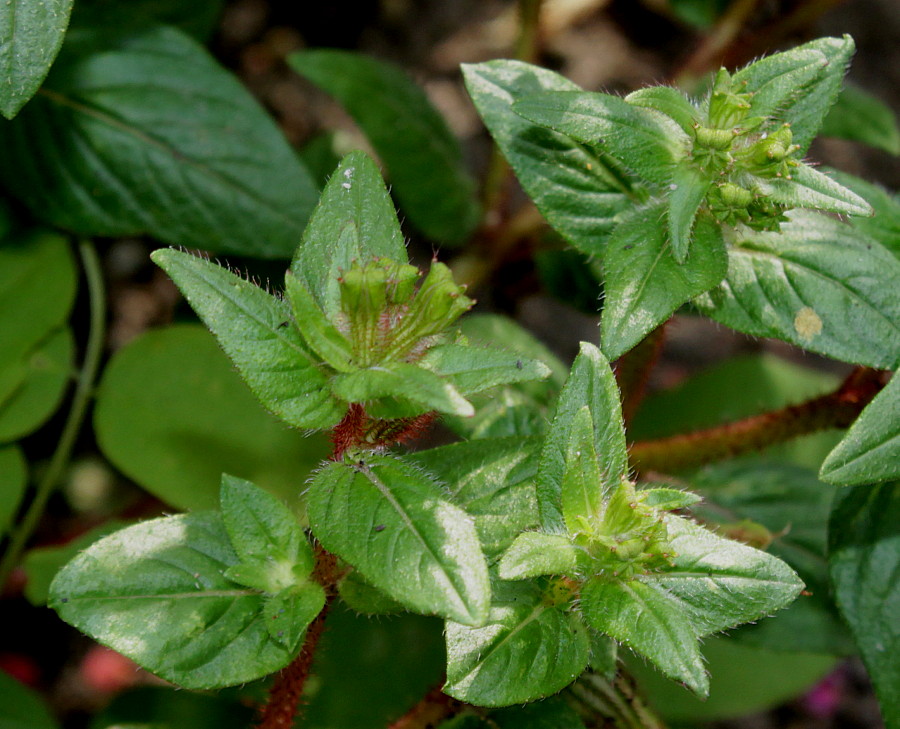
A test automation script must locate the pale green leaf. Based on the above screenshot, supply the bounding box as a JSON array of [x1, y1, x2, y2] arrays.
[[514, 90, 688, 187], [0, 24, 318, 257], [641, 487, 701, 510], [580, 577, 708, 695], [756, 163, 872, 217], [560, 407, 606, 534], [307, 455, 490, 626], [445, 581, 589, 706], [0, 444, 26, 536], [0, 0, 73, 119], [695, 211, 900, 369], [462, 61, 631, 257], [284, 271, 354, 372], [263, 584, 325, 649], [419, 343, 550, 396], [601, 204, 727, 361], [93, 324, 329, 510], [820, 83, 900, 154], [537, 343, 626, 533], [50, 513, 297, 689], [290, 151, 407, 319], [626, 86, 700, 136], [498, 532, 579, 580], [289, 50, 479, 245], [830, 483, 900, 729], [668, 164, 712, 262], [151, 249, 343, 429], [821, 373, 899, 486]]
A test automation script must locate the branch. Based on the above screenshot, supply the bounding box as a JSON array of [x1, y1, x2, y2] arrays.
[[387, 683, 462, 729], [629, 367, 886, 473]]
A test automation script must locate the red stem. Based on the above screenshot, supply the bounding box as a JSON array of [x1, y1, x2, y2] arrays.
[[387, 683, 462, 729]]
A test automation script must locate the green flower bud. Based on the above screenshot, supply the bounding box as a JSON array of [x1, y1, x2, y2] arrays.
[[708, 68, 753, 129], [694, 125, 735, 151]]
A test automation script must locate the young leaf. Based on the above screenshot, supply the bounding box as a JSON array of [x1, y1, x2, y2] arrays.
[[641, 487, 701, 510], [821, 373, 899, 486], [284, 271, 354, 372], [694, 211, 900, 369], [444, 581, 589, 706], [0, 445, 26, 537], [0, 0, 74, 119], [537, 343, 627, 533], [560, 407, 606, 534], [673, 166, 713, 263], [514, 90, 688, 186], [830, 483, 900, 729], [94, 325, 330, 511], [419, 344, 551, 396], [601, 205, 727, 361], [307, 455, 490, 626], [290, 152, 407, 319], [0, 24, 318, 258], [151, 249, 343, 429], [289, 50, 480, 245], [580, 577, 708, 696], [755, 163, 872, 217], [626, 86, 700, 136], [50, 513, 298, 689], [263, 584, 326, 650], [330, 363, 474, 417], [462, 60, 632, 257], [498, 532, 579, 580], [820, 83, 900, 155]]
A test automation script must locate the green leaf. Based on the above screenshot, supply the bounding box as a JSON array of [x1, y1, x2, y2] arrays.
[[23, 520, 128, 606], [756, 163, 872, 217], [581, 577, 708, 695], [826, 170, 900, 258], [587, 633, 618, 678], [538, 343, 627, 533], [462, 60, 631, 256], [820, 83, 900, 154], [151, 250, 343, 429], [331, 363, 474, 417], [338, 571, 405, 615], [307, 455, 490, 626], [263, 584, 326, 649], [219, 474, 310, 571], [408, 437, 541, 557], [498, 532, 579, 580], [513, 90, 689, 187], [668, 164, 712, 263], [0, 0, 73, 119], [830, 483, 900, 729], [695, 211, 900, 368], [560, 407, 606, 534], [626, 86, 700, 136], [290, 152, 407, 319], [419, 343, 551, 396], [0, 24, 317, 257], [0, 671, 58, 729], [50, 513, 298, 688], [734, 36, 855, 153], [641, 487, 701, 510], [444, 581, 589, 706], [601, 205, 727, 361], [94, 324, 330, 510], [821, 373, 899, 486], [284, 271, 354, 372], [0, 327, 74, 442], [289, 50, 479, 245], [491, 697, 587, 729], [73, 0, 224, 41], [91, 686, 252, 729], [0, 444, 26, 536]]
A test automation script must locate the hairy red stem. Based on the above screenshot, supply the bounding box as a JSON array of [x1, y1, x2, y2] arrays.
[[387, 683, 462, 729]]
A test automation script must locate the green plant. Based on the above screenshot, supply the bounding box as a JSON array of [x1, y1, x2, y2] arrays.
[[1, 4, 898, 729]]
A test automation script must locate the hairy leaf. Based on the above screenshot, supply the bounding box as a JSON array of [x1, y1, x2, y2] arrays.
[[668, 164, 712, 263], [560, 407, 606, 534], [264, 584, 325, 650], [419, 343, 550, 396], [307, 455, 490, 626], [290, 50, 479, 245], [284, 271, 354, 372], [821, 373, 899, 486], [820, 83, 900, 154], [626, 86, 700, 136], [498, 532, 579, 580], [756, 163, 871, 217], [152, 250, 342, 429], [463, 61, 631, 256], [826, 170, 900, 258]]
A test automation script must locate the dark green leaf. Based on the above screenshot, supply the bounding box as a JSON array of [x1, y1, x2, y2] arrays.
[[50, 513, 297, 688], [0, 24, 317, 257], [338, 571, 405, 615], [90, 686, 252, 729], [152, 250, 343, 429], [513, 89, 689, 187], [694, 211, 900, 369], [601, 205, 727, 361], [73, 0, 224, 41], [668, 0, 730, 28], [445, 581, 589, 706], [307, 455, 490, 626], [0, 0, 73, 119], [830, 483, 900, 729], [498, 532, 579, 580], [581, 577, 707, 695], [538, 343, 626, 533], [826, 170, 900, 258], [587, 633, 618, 678], [419, 343, 550, 396], [0, 671, 58, 729], [820, 83, 900, 154], [756, 163, 872, 217], [462, 61, 631, 256], [94, 324, 329, 510], [290, 152, 407, 319], [0, 444, 26, 536], [821, 373, 899, 486], [263, 584, 326, 650], [491, 697, 586, 729], [289, 50, 479, 245]]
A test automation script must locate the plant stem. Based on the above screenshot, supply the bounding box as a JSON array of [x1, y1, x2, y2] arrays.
[[0, 240, 106, 591], [568, 672, 667, 729], [387, 682, 462, 729], [615, 323, 667, 427], [629, 367, 885, 473]]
